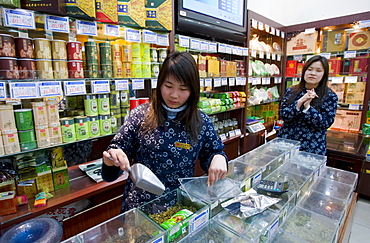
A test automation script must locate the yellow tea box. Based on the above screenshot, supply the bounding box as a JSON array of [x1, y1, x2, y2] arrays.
[[118, 0, 146, 28], [322, 30, 346, 52], [345, 82, 366, 93], [345, 92, 365, 105], [35, 124, 50, 148], [348, 30, 370, 51], [2, 129, 20, 155], [0, 105, 17, 130], [36, 172, 54, 193], [145, 0, 172, 31], [65, 0, 96, 20], [31, 102, 48, 125], [46, 100, 60, 123], [52, 167, 70, 190], [0, 191, 17, 216], [17, 181, 37, 199]]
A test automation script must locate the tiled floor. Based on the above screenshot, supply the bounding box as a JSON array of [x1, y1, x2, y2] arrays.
[[349, 197, 370, 243]]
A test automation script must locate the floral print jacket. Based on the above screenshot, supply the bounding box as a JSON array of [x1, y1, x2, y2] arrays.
[[277, 87, 338, 155], [102, 103, 227, 212]]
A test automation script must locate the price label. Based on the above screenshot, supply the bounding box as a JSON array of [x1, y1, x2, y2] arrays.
[[266, 52, 271, 59], [330, 77, 343, 84], [255, 77, 262, 85], [221, 78, 228, 86], [209, 42, 217, 52], [232, 46, 238, 55], [320, 53, 331, 59], [281, 31, 285, 38], [237, 47, 243, 56], [276, 29, 281, 36], [229, 130, 236, 137], [219, 134, 227, 141], [199, 78, 204, 87], [344, 76, 358, 83], [190, 38, 200, 50], [205, 78, 212, 87], [0, 82, 6, 99], [251, 49, 257, 58], [3, 8, 35, 29], [132, 79, 145, 90], [251, 19, 258, 29], [248, 77, 253, 84], [359, 20, 370, 28], [274, 77, 282, 84], [262, 78, 270, 85], [213, 78, 221, 87], [271, 53, 276, 60], [200, 41, 209, 52], [259, 51, 264, 59], [258, 21, 264, 30], [236, 77, 242, 85], [45, 15, 69, 33], [270, 27, 275, 35], [115, 79, 129, 90], [179, 35, 190, 48], [125, 28, 141, 42], [225, 45, 232, 54], [218, 43, 226, 53], [10, 82, 38, 99], [64, 80, 86, 96], [39, 81, 63, 97], [151, 79, 157, 89], [229, 77, 235, 86], [344, 51, 357, 58], [235, 129, 242, 136], [241, 77, 247, 85], [349, 104, 360, 110], [305, 28, 315, 34], [105, 24, 119, 37], [76, 20, 97, 36], [277, 55, 281, 61], [91, 80, 110, 94], [142, 29, 157, 43], [243, 48, 249, 56], [157, 33, 169, 46], [265, 24, 270, 33], [294, 55, 303, 61]]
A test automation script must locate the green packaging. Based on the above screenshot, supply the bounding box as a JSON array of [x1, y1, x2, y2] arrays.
[[99, 115, 111, 135], [60, 117, 76, 143], [74, 116, 89, 140], [87, 116, 100, 138], [160, 209, 193, 241], [117, 0, 146, 28], [14, 109, 34, 131], [84, 94, 98, 116], [98, 94, 110, 115], [18, 129, 37, 151], [120, 90, 130, 107]]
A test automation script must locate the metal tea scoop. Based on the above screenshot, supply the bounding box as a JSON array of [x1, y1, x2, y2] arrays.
[[108, 157, 165, 196]]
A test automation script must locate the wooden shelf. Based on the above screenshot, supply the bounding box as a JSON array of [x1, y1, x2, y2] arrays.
[[0, 159, 126, 231]]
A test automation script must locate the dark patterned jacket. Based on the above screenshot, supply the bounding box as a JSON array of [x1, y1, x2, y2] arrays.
[[278, 87, 338, 155], [102, 103, 227, 212]]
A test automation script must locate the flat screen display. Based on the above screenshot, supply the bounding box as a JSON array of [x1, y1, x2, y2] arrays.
[[183, 0, 245, 27]]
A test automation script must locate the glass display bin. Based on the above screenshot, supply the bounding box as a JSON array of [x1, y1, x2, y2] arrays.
[[76, 208, 166, 243], [310, 177, 353, 203], [272, 230, 306, 243], [260, 137, 301, 159], [268, 190, 297, 226], [226, 160, 261, 188], [138, 188, 210, 243], [320, 166, 358, 192], [289, 150, 327, 174], [61, 236, 80, 243], [279, 207, 339, 243], [234, 153, 279, 177], [298, 191, 346, 222], [178, 219, 249, 243], [213, 208, 279, 243], [278, 161, 315, 178]]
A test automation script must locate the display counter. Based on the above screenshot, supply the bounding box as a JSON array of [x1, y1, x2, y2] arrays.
[[0, 159, 126, 237]]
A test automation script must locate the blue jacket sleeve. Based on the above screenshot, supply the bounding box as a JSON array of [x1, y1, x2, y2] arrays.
[[197, 112, 228, 173], [279, 88, 302, 122], [300, 90, 338, 129]]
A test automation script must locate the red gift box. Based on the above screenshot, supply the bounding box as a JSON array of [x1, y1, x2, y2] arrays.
[[349, 55, 369, 76], [286, 60, 298, 77], [0, 191, 18, 216], [328, 58, 343, 76]]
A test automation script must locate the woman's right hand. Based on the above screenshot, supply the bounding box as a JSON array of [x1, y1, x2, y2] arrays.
[[103, 149, 131, 172]]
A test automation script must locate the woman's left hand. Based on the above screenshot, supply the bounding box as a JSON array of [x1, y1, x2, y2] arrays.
[[207, 154, 227, 187]]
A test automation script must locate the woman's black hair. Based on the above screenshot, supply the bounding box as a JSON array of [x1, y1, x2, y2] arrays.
[[286, 55, 330, 110], [143, 51, 202, 142]]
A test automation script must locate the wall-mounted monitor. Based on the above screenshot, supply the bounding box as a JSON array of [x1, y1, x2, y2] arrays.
[[177, 0, 247, 43]]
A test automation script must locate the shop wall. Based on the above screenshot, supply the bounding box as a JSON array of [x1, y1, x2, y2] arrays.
[[248, 0, 370, 26]]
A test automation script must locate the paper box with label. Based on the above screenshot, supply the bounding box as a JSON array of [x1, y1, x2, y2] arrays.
[[328, 58, 342, 76], [52, 166, 70, 190], [335, 92, 344, 103], [65, 0, 96, 20], [0, 105, 17, 131], [118, 0, 146, 28], [348, 30, 370, 51], [328, 83, 345, 93], [0, 0, 20, 8], [346, 82, 366, 93], [349, 55, 369, 75], [322, 30, 346, 52], [287, 30, 320, 55], [96, 0, 118, 24], [17, 180, 37, 199], [36, 171, 55, 193], [22, 0, 66, 16], [345, 92, 365, 104], [0, 191, 17, 216], [145, 0, 172, 31]]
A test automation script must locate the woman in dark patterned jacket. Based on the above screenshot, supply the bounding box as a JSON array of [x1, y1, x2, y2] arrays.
[[278, 55, 338, 155], [101, 51, 228, 212]]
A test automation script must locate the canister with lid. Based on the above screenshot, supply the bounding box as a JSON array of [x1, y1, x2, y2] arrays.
[[53, 60, 69, 79], [84, 94, 98, 116], [15, 37, 34, 58], [67, 41, 83, 60], [150, 48, 158, 62], [111, 44, 122, 61], [18, 129, 37, 151], [151, 62, 160, 77], [84, 41, 98, 64], [120, 90, 130, 107], [99, 115, 111, 135], [131, 61, 142, 78], [14, 109, 34, 131], [68, 60, 84, 78], [34, 124, 50, 148], [0, 34, 15, 57], [158, 48, 168, 63], [46, 100, 60, 123], [51, 40, 67, 60], [60, 117, 76, 143], [100, 63, 113, 78], [0, 105, 16, 130], [122, 62, 131, 78], [18, 58, 36, 79], [99, 42, 112, 64], [121, 44, 132, 62], [74, 116, 89, 140], [97, 94, 110, 115], [33, 38, 51, 59], [35, 59, 54, 79], [87, 116, 100, 138], [141, 62, 151, 78], [0, 57, 18, 80], [110, 109, 121, 133]]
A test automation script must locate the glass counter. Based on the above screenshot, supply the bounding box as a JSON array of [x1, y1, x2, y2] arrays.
[[310, 177, 353, 203], [320, 166, 358, 191], [60, 236, 80, 243], [234, 153, 279, 178], [76, 208, 166, 243]]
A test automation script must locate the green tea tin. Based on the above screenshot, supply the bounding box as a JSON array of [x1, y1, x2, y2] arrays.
[[99, 115, 111, 135], [60, 117, 76, 143], [84, 94, 98, 116], [98, 94, 110, 115], [74, 116, 89, 140], [84, 41, 98, 64], [87, 116, 100, 138], [14, 109, 34, 131], [18, 129, 37, 151]]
